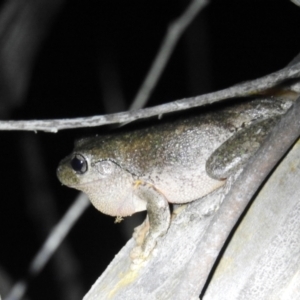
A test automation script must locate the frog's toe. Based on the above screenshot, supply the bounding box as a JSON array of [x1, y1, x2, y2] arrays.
[[130, 246, 147, 269], [132, 218, 150, 246]]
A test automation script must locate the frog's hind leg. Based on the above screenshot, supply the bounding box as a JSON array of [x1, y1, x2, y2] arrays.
[[206, 117, 278, 180]]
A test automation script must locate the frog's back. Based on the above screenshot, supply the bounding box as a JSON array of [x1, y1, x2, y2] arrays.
[[79, 112, 232, 174], [131, 114, 232, 203], [76, 112, 233, 203], [75, 98, 291, 204]]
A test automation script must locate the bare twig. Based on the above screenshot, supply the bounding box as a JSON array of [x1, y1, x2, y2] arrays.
[[4, 193, 90, 300], [290, 0, 300, 7], [129, 0, 208, 110], [0, 62, 300, 132], [19, 134, 85, 300]]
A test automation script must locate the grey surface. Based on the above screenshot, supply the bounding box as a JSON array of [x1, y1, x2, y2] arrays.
[[204, 139, 300, 300]]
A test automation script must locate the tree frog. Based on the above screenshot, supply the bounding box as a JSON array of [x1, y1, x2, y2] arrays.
[[57, 97, 292, 261]]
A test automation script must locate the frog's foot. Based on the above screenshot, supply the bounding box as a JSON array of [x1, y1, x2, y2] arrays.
[[130, 232, 158, 268], [131, 217, 151, 266], [130, 245, 147, 266], [130, 246, 146, 269], [130, 222, 158, 266], [132, 217, 149, 247]]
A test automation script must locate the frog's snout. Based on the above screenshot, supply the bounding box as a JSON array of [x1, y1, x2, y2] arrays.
[[56, 159, 71, 184]]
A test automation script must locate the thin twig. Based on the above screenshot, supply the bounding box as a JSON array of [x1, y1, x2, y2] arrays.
[[0, 62, 300, 132], [129, 0, 208, 110], [4, 193, 90, 300]]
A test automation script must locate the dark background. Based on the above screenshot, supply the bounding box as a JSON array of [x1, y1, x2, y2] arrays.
[[1, 0, 300, 299]]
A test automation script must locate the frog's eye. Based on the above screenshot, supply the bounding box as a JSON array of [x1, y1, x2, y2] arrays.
[[94, 160, 115, 176], [71, 154, 88, 174]]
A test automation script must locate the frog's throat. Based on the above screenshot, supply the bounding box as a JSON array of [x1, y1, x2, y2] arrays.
[[69, 180, 145, 217]]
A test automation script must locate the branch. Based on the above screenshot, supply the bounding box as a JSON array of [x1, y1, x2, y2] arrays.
[[129, 0, 208, 110], [203, 130, 300, 298], [1, 62, 300, 132], [4, 193, 89, 300], [182, 94, 300, 298]]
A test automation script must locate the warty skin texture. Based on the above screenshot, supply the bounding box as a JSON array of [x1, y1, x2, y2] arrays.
[[57, 97, 292, 260]]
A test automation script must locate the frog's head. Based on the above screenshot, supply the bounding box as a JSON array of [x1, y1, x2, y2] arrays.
[[57, 142, 146, 217]]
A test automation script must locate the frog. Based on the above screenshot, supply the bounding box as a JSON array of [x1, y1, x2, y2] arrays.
[[56, 97, 293, 263]]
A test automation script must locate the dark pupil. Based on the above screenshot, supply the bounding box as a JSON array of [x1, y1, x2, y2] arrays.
[[71, 154, 87, 174]]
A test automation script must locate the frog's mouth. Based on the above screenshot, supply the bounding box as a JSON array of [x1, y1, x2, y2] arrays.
[[66, 179, 101, 189]]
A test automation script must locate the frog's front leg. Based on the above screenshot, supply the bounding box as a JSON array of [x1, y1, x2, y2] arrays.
[[131, 182, 171, 264]]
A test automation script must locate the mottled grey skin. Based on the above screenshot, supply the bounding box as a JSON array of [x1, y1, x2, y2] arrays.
[[57, 97, 292, 260]]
